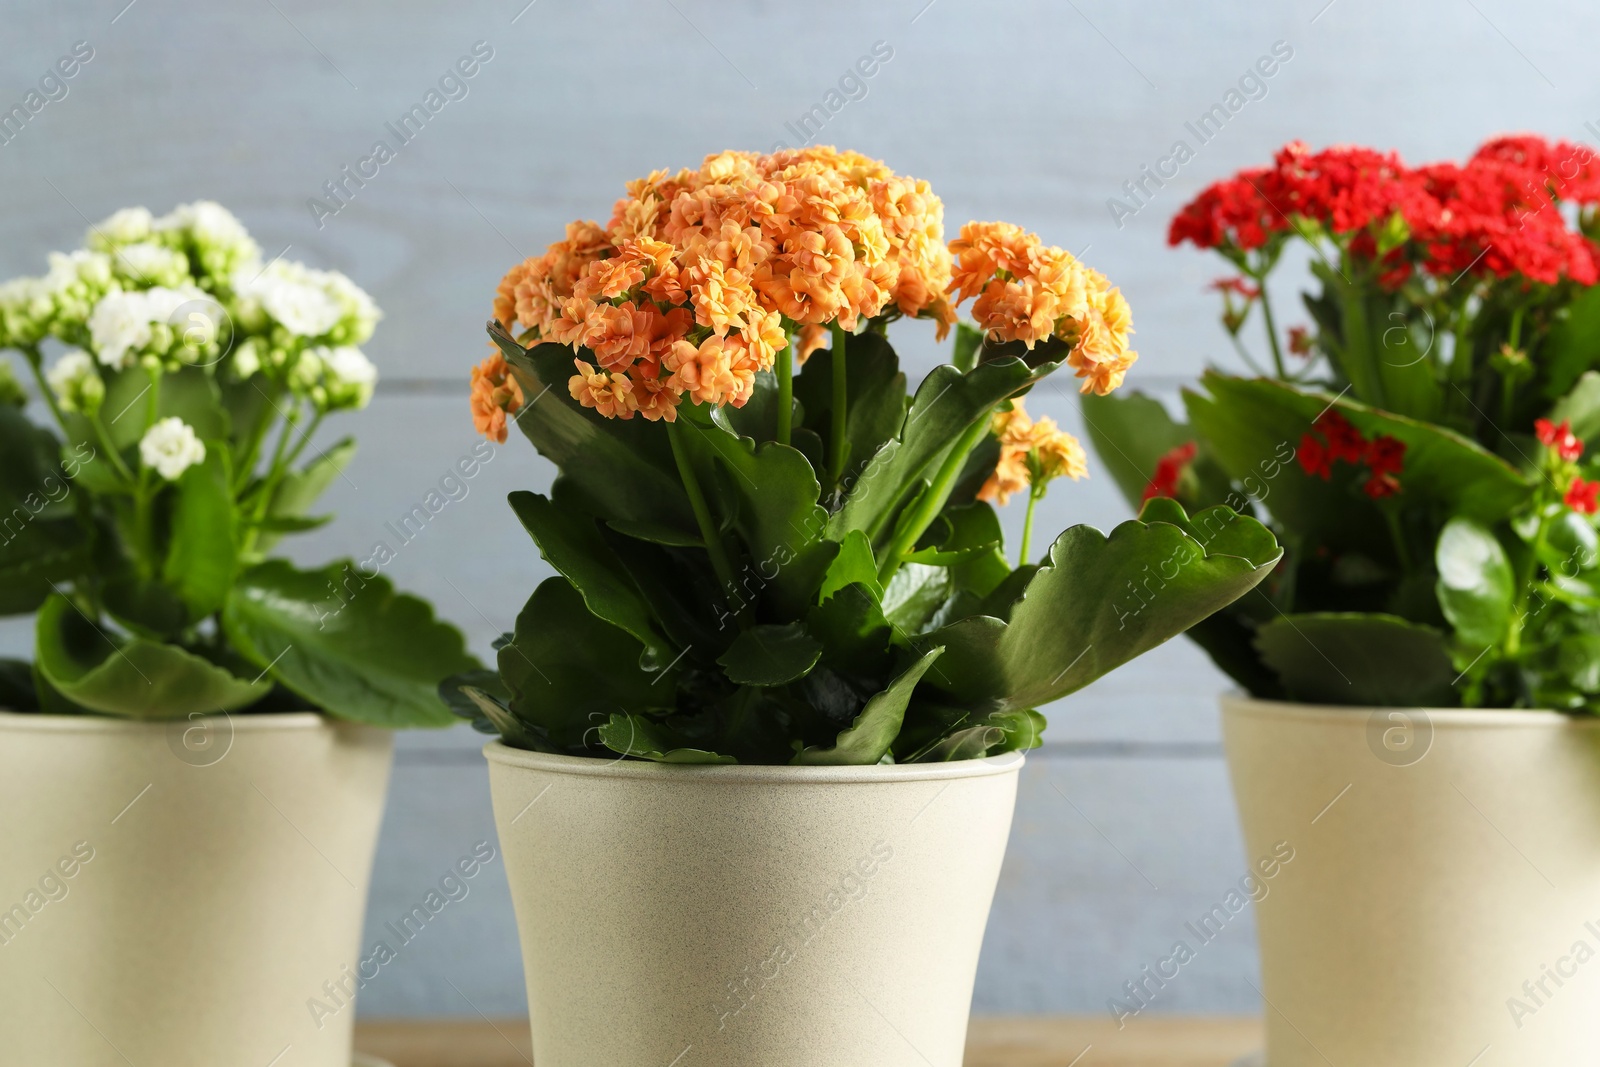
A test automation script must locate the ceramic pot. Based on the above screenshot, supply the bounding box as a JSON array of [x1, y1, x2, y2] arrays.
[[485, 743, 1021, 1067], [1223, 694, 1600, 1067], [0, 711, 393, 1067]]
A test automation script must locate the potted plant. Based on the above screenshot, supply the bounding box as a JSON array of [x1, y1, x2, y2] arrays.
[[1085, 136, 1600, 1066], [443, 147, 1281, 1067], [0, 202, 475, 1067]]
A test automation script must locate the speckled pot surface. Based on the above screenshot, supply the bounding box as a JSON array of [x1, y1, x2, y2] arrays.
[[0, 711, 392, 1067], [1223, 695, 1600, 1067], [485, 743, 1022, 1067]]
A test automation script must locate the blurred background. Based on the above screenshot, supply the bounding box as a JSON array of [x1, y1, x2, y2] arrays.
[[2, 0, 1592, 1020]]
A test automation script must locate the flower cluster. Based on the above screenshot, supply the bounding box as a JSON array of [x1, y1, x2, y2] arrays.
[[1169, 136, 1600, 287], [470, 352, 525, 443], [1142, 441, 1199, 503], [492, 147, 954, 423], [487, 148, 1136, 426], [977, 398, 1088, 506], [1536, 417, 1599, 514], [1296, 409, 1406, 499], [949, 222, 1138, 395], [0, 201, 382, 415]]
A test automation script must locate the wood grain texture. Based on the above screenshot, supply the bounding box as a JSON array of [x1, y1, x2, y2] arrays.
[[352, 1017, 1264, 1067]]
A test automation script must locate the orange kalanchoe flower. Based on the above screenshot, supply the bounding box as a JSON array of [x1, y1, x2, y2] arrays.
[[481, 148, 1131, 429], [978, 399, 1088, 506], [949, 222, 1138, 396], [470, 353, 525, 444]]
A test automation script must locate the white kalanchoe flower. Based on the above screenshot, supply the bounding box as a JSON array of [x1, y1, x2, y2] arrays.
[[45, 350, 105, 414], [230, 337, 261, 380], [87, 285, 207, 368], [40, 250, 117, 330], [139, 417, 206, 481], [90, 207, 154, 248], [156, 200, 260, 283], [0, 276, 50, 348], [236, 260, 343, 338], [110, 242, 191, 288], [320, 345, 379, 410]]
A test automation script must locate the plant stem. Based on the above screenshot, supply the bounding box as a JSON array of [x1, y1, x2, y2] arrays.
[[1019, 482, 1044, 567], [775, 339, 793, 446], [878, 414, 992, 584], [1255, 273, 1288, 379], [827, 321, 848, 492], [21, 346, 71, 435], [667, 418, 741, 611], [1380, 503, 1412, 573]]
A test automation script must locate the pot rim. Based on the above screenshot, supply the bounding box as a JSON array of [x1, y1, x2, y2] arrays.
[[0, 709, 330, 732], [1221, 691, 1600, 729], [482, 741, 1025, 783]]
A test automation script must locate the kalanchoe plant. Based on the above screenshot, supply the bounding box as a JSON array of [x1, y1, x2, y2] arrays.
[[442, 147, 1280, 764], [0, 202, 475, 723], [1086, 135, 1600, 710]]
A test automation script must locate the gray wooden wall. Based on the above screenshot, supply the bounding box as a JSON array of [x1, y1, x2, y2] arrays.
[[3, 0, 1593, 1019]]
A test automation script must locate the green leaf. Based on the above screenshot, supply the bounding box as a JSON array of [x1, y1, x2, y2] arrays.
[[916, 503, 1281, 712], [672, 416, 831, 615], [717, 622, 823, 686], [490, 322, 696, 532], [818, 529, 881, 602], [597, 712, 736, 763], [508, 490, 674, 670], [793, 331, 907, 488], [881, 562, 952, 636], [952, 322, 983, 372], [35, 594, 268, 718], [606, 517, 702, 548], [224, 560, 478, 727], [164, 449, 237, 620], [1254, 612, 1458, 706], [1542, 285, 1600, 400], [1549, 371, 1600, 448], [496, 576, 677, 751], [1185, 373, 1529, 550], [938, 501, 1011, 599], [831, 357, 1053, 550], [1434, 517, 1514, 647], [0, 407, 88, 614], [1559, 635, 1600, 692], [806, 583, 894, 677], [438, 671, 551, 751], [105, 365, 230, 450], [794, 647, 943, 765]]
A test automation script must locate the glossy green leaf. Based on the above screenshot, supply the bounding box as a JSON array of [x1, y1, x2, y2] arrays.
[[806, 583, 894, 677], [36, 594, 268, 718], [508, 490, 674, 669], [917, 503, 1280, 712], [831, 357, 1052, 549], [1079, 390, 1196, 511], [818, 529, 881, 602], [1254, 612, 1458, 706], [881, 562, 951, 636], [224, 560, 478, 727], [718, 622, 823, 686], [792, 331, 907, 488], [794, 647, 943, 765], [597, 712, 736, 763], [490, 322, 696, 532], [1185, 373, 1529, 546], [1434, 517, 1514, 647], [164, 449, 236, 620], [496, 576, 676, 752], [1542, 286, 1600, 400]]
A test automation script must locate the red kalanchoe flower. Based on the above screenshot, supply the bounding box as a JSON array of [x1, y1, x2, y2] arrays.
[[1314, 409, 1368, 464], [1297, 432, 1333, 480], [1535, 418, 1584, 461], [1287, 325, 1314, 356], [1210, 277, 1261, 299], [1365, 434, 1407, 477], [1363, 472, 1402, 499], [1565, 477, 1600, 514], [1142, 441, 1198, 502]]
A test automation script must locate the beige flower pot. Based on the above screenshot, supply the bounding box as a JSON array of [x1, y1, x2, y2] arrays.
[[0, 710, 393, 1067], [1222, 694, 1600, 1067], [484, 743, 1021, 1067]]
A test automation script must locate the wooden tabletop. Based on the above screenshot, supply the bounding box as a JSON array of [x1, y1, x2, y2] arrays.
[[354, 1017, 1263, 1066]]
